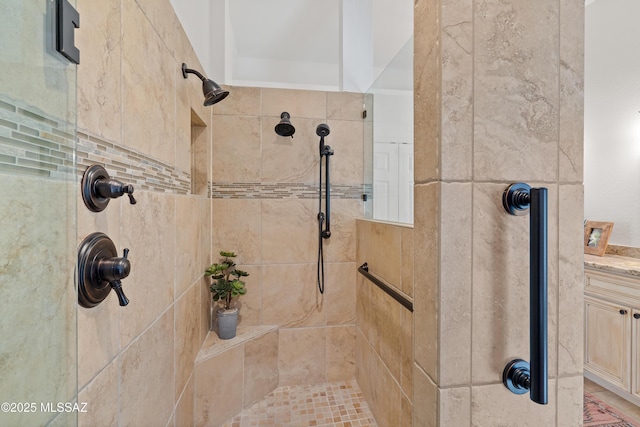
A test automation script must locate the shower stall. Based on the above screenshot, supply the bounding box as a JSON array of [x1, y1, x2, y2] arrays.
[[0, 0, 78, 426]]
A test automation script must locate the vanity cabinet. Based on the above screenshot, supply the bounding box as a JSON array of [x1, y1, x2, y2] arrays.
[[585, 268, 640, 404]]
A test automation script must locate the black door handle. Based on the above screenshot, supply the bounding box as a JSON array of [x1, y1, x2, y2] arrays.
[[501, 183, 548, 405]]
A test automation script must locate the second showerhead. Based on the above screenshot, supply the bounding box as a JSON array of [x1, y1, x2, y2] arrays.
[[316, 123, 330, 137]]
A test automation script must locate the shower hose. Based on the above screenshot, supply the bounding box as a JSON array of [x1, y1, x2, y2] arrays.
[[317, 155, 326, 294]]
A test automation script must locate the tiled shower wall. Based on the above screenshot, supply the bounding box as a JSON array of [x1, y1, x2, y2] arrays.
[[413, 0, 585, 425], [209, 87, 365, 386], [75, 0, 212, 426], [356, 220, 414, 427]]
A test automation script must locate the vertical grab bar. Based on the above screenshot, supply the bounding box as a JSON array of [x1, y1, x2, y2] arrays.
[[502, 182, 548, 405]]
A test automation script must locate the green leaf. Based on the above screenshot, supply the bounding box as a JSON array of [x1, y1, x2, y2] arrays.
[[219, 251, 237, 258], [233, 269, 249, 277]]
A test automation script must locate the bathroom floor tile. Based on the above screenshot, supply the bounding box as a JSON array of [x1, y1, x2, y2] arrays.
[[223, 379, 377, 427]]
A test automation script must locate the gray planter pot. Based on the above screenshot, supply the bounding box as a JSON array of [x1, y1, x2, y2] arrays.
[[217, 308, 239, 339]]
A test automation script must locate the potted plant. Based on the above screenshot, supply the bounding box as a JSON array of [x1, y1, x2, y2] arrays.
[[205, 251, 248, 339]]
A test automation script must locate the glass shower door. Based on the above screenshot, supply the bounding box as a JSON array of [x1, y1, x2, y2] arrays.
[[0, 0, 78, 426]]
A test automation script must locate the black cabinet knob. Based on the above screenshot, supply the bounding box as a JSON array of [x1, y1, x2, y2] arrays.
[[620, 309, 628, 315], [634, 313, 640, 319]]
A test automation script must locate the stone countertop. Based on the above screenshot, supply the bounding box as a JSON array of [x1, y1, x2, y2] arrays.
[[585, 254, 640, 278]]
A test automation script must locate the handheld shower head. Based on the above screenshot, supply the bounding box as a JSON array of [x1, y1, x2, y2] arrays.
[[275, 112, 296, 137], [316, 123, 330, 137]]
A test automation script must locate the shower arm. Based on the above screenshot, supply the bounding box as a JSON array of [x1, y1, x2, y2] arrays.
[[182, 64, 206, 82]]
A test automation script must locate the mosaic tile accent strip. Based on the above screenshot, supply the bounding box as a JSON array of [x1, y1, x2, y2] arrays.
[[223, 380, 377, 427], [77, 132, 191, 195], [211, 183, 366, 200], [0, 96, 75, 180]]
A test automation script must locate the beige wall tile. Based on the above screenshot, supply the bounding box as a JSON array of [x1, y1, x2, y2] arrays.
[[200, 276, 211, 340], [175, 70, 192, 174], [261, 199, 317, 264], [326, 120, 363, 185], [327, 92, 365, 121], [261, 117, 321, 183], [261, 264, 325, 327], [262, 88, 327, 119], [400, 395, 413, 427], [77, 303, 119, 389], [121, 0, 175, 165], [175, 195, 202, 297], [120, 310, 174, 427], [324, 199, 361, 263], [370, 284, 402, 381], [439, 386, 470, 426], [195, 344, 244, 426], [211, 199, 261, 265], [413, 183, 439, 380], [558, 185, 584, 375], [439, 182, 472, 386], [473, 1, 559, 182], [400, 308, 413, 401], [134, 0, 185, 61], [212, 115, 261, 183], [557, 376, 584, 427], [244, 330, 279, 408], [357, 220, 403, 288], [471, 380, 556, 426], [356, 274, 373, 342], [120, 191, 175, 347], [414, 0, 440, 183], [368, 352, 403, 427], [324, 262, 356, 326], [236, 265, 261, 327], [278, 327, 326, 386], [400, 227, 414, 297], [326, 325, 356, 382], [441, 0, 473, 181], [355, 328, 373, 402], [77, 194, 121, 245], [191, 116, 212, 196], [200, 197, 212, 273], [78, 362, 118, 427], [175, 375, 194, 427], [175, 284, 200, 401], [212, 86, 261, 116], [559, 0, 584, 183], [413, 365, 437, 427], [76, 0, 121, 142]]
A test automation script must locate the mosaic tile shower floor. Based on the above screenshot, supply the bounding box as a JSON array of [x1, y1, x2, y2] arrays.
[[222, 380, 377, 427]]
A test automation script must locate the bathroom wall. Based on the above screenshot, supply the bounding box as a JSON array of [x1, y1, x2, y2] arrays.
[[356, 220, 413, 427], [413, 0, 584, 425], [75, 0, 211, 426], [209, 87, 365, 386], [584, 0, 640, 248]]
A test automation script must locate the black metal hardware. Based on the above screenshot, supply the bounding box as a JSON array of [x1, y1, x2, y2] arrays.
[[358, 263, 413, 312], [82, 165, 137, 212], [56, 0, 80, 64], [620, 309, 628, 315], [77, 232, 130, 308], [316, 124, 333, 295], [634, 313, 640, 319], [502, 182, 548, 405], [362, 194, 368, 202]]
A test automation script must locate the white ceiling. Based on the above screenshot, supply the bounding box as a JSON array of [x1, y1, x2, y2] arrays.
[[228, 0, 413, 71]]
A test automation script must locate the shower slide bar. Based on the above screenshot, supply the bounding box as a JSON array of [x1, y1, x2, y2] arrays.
[[358, 263, 413, 312], [501, 182, 548, 405]]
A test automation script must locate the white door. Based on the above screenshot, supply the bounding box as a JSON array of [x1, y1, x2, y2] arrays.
[[398, 143, 414, 224], [373, 142, 399, 222]]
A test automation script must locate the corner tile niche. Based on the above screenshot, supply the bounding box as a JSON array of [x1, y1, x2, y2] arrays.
[[194, 326, 279, 426]]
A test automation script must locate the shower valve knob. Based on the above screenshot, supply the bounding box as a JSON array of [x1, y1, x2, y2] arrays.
[[82, 165, 137, 212], [78, 233, 132, 308]]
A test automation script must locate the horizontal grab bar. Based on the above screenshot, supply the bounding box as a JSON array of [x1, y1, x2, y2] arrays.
[[358, 263, 413, 312]]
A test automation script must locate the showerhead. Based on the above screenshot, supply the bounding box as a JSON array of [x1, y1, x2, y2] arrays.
[[316, 123, 330, 137], [182, 63, 229, 106], [275, 112, 295, 137]]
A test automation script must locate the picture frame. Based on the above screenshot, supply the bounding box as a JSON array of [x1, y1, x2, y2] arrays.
[[584, 221, 614, 256]]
